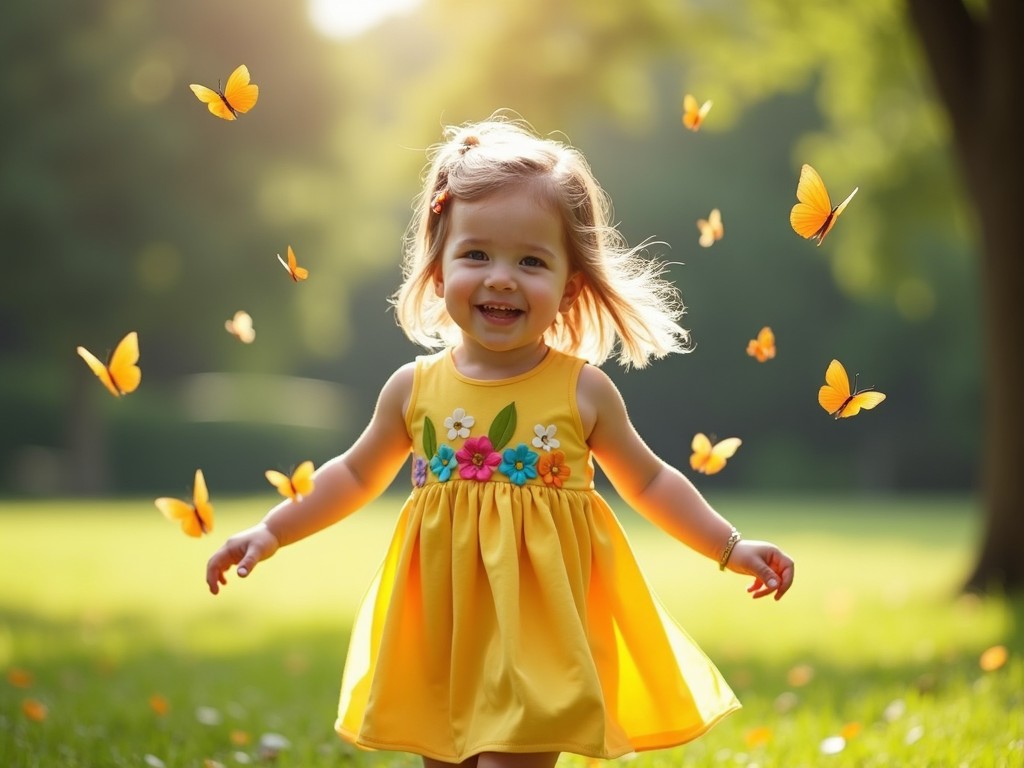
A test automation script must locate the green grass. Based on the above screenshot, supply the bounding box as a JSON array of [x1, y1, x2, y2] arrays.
[[1, 493, 1021, 767]]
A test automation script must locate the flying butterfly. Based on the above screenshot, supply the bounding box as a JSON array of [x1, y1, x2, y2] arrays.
[[76, 331, 141, 398], [746, 326, 776, 362], [697, 208, 723, 248], [790, 164, 858, 246], [225, 310, 255, 343], [155, 469, 214, 538], [265, 460, 315, 501], [277, 245, 309, 282], [690, 433, 742, 476], [190, 65, 259, 121], [818, 359, 886, 419], [682, 94, 713, 132]]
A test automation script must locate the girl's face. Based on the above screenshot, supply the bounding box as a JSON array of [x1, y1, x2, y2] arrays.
[[434, 184, 582, 363]]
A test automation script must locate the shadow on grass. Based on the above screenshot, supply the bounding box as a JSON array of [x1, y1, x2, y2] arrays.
[[2, 597, 1022, 768]]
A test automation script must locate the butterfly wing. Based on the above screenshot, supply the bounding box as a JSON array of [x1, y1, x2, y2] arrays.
[[291, 461, 315, 497], [279, 246, 308, 282], [689, 432, 712, 472], [818, 186, 859, 244], [191, 469, 214, 535], [703, 437, 742, 476], [697, 208, 723, 247], [106, 331, 141, 395], [76, 345, 120, 397], [747, 326, 775, 362], [265, 469, 294, 498], [189, 83, 236, 121], [790, 164, 833, 242], [226, 311, 255, 343], [682, 95, 712, 131], [818, 359, 852, 415], [222, 65, 259, 115], [838, 390, 887, 419]]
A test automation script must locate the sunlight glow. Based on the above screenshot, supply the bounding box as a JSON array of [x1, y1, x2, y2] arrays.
[[307, 0, 422, 39]]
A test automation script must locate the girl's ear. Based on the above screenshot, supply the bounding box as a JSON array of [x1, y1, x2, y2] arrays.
[[432, 266, 445, 298], [559, 272, 584, 312]]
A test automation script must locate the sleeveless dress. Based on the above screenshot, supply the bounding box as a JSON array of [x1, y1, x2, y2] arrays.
[[335, 348, 739, 761]]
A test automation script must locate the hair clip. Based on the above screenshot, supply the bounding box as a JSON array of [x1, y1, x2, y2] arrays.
[[430, 188, 449, 215]]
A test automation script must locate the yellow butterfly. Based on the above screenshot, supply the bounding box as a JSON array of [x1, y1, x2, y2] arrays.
[[189, 65, 259, 121], [76, 331, 141, 398], [277, 245, 309, 282], [818, 359, 886, 419], [225, 310, 255, 343], [682, 94, 713, 132], [790, 164, 858, 246], [746, 326, 776, 362], [265, 461, 315, 501], [690, 433, 742, 475], [155, 469, 214, 538], [697, 208, 723, 247]]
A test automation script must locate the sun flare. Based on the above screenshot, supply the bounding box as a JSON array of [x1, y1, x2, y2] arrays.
[[307, 0, 422, 39]]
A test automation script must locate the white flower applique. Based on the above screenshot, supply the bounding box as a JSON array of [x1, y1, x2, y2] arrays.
[[532, 424, 560, 452], [444, 408, 475, 440]]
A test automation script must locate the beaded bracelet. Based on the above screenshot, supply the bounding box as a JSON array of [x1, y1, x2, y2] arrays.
[[719, 527, 741, 571]]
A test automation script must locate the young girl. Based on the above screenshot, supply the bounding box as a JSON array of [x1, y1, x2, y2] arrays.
[[206, 116, 794, 768]]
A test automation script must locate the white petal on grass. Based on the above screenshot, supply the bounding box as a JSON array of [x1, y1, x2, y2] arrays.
[[905, 725, 925, 745], [144, 756, 166, 768], [195, 705, 223, 726], [820, 736, 846, 755]]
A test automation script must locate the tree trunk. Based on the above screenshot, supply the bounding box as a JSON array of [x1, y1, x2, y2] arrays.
[[908, 0, 1024, 593]]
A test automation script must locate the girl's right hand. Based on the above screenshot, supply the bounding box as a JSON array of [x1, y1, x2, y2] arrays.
[[205, 523, 281, 595]]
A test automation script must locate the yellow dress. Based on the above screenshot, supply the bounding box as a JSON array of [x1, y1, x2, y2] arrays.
[[336, 348, 739, 761]]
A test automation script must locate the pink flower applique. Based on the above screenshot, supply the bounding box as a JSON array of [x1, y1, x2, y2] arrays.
[[456, 435, 501, 481]]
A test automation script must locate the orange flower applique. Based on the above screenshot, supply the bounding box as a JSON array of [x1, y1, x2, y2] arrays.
[[539, 450, 571, 488]]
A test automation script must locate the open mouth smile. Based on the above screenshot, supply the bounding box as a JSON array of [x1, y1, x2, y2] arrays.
[[476, 304, 525, 320]]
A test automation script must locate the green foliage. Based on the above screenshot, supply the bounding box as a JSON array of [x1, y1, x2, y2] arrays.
[[1, 496, 1021, 766]]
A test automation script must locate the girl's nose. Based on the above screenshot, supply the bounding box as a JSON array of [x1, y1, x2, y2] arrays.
[[484, 264, 516, 291]]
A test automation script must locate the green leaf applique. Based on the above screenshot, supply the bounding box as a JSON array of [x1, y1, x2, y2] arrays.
[[488, 402, 517, 452], [423, 416, 437, 459]]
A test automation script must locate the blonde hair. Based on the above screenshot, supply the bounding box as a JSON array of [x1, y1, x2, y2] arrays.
[[391, 115, 690, 368]]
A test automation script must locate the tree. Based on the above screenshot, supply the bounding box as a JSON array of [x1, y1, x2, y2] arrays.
[[907, 0, 1023, 592]]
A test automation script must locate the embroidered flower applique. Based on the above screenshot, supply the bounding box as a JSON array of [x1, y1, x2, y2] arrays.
[[539, 450, 571, 488], [456, 435, 501, 481], [429, 444, 457, 482], [412, 456, 428, 487], [500, 443, 539, 486], [444, 408, 475, 440], [532, 424, 560, 452]]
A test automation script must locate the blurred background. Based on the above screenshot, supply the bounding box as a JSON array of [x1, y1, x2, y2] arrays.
[[0, 0, 983, 500]]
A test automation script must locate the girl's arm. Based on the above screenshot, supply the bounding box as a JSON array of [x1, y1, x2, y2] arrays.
[[205, 363, 416, 594], [578, 365, 794, 599]]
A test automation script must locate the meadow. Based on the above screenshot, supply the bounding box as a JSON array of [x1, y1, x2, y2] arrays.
[[1, 493, 1020, 767]]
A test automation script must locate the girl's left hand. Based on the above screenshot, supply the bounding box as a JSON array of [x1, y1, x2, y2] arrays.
[[726, 540, 795, 600]]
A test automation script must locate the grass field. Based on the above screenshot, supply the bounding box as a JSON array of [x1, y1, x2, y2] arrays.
[[1, 493, 1021, 767]]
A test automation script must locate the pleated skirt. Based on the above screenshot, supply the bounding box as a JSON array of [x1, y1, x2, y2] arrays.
[[336, 481, 739, 761]]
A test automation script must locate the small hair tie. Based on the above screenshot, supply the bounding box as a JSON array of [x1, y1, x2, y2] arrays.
[[430, 188, 449, 215], [459, 135, 480, 154]]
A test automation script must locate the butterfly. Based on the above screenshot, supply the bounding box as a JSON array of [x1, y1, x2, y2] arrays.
[[697, 208, 723, 247], [277, 245, 309, 282], [690, 433, 742, 475], [265, 461, 315, 501], [155, 469, 214, 537], [818, 359, 886, 419], [76, 331, 141, 398], [189, 65, 259, 121], [746, 326, 776, 362], [682, 94, 713, 131], [790, 164, 858, 246], [225, 310, 255, 343]]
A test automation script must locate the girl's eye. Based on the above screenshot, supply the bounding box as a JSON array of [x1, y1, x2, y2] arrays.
[[521, 255, 546, 268], [464, 250, 488, 261]]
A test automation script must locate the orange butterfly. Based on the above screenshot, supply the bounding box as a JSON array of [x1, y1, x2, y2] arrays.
[[225, 310, 255, 343], [189, 65, 259, 121], [746, 326, 776, 362], [818, 359, 886, 419], [265, 461, 315, 501], [790, 164, 858, 246], [697, 208, 723, 247], [277, 245, 308, 282], [155, 469, 214, 537], [76, 331, 141, 398], [690, 433, 742, 475], [682, 94, 712, 131]]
